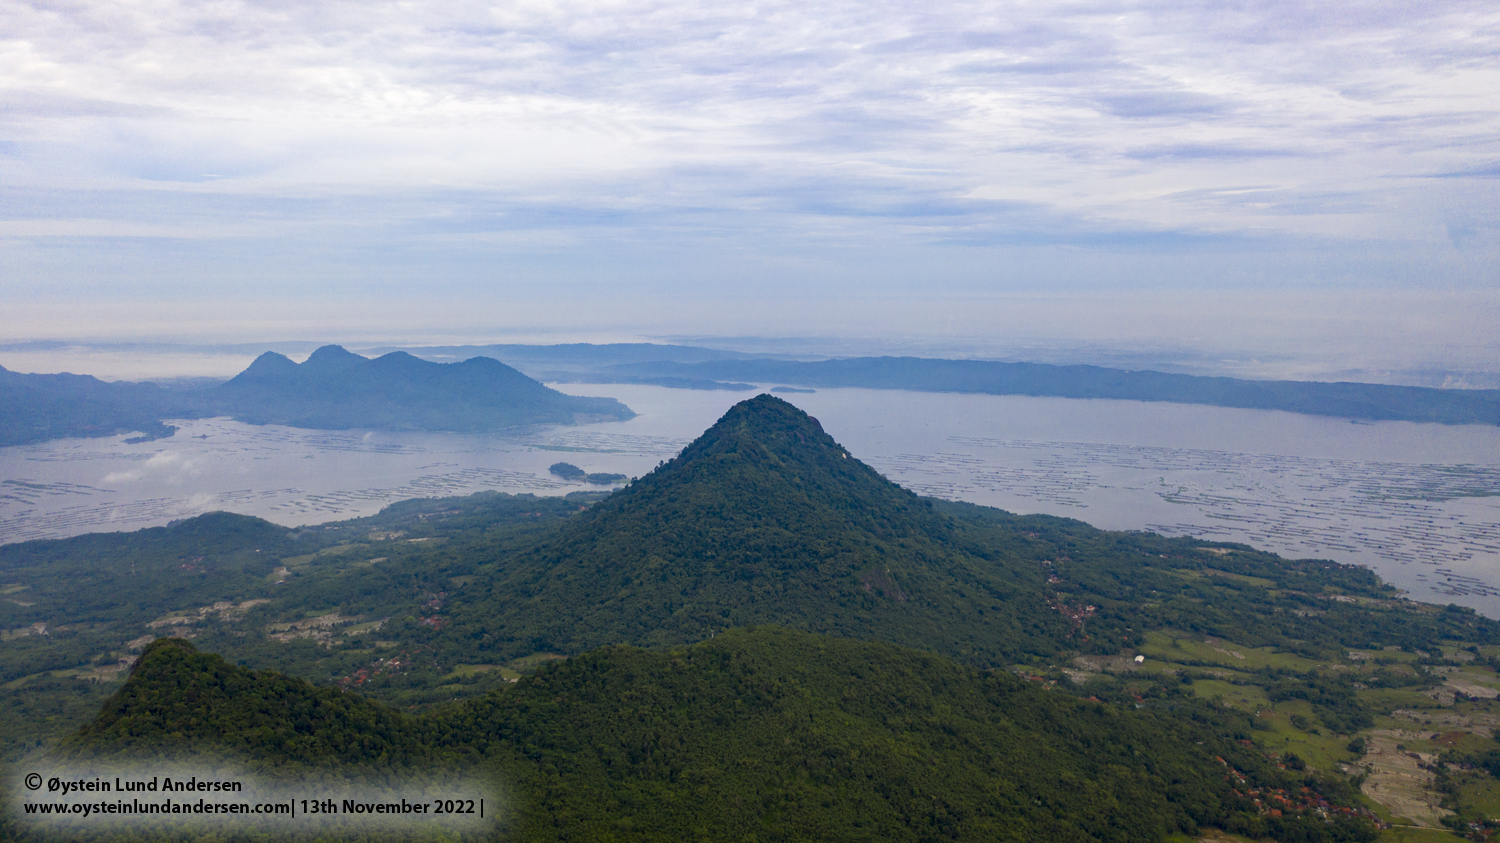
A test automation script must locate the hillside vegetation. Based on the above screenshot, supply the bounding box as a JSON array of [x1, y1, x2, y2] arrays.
[[43, 630, 1372, 843], [5, 396, 1500, 841], [430, 396, 1496, 670], [444, 395, 1062, 661]]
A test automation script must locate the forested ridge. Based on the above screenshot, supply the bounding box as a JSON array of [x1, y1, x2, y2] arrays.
[[0, 365, 180, 446], [42, 630, 1374, 843]]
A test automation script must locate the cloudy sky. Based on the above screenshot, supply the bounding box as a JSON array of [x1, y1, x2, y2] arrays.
[[2, 0, 1497, 372]]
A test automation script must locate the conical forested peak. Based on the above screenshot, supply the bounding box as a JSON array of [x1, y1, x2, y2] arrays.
[[162, 510, 288, 543], [300, 344, 365, 373], [710, 393, 823, 433], [460, 393, 1053, 662], [370, 350, 424, 369], [233, 350, 298, 382], [604, 393, 915, 525], [67, 638, 431, 764], [137, 635, 197, 665], [692, 393, 831, 448], [670, 393, 845, 463]]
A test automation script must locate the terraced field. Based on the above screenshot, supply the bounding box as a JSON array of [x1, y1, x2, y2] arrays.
[[1068, 634, 1500, 839]]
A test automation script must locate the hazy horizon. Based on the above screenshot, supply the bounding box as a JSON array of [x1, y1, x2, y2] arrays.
[[3, 327, 1500, 390]]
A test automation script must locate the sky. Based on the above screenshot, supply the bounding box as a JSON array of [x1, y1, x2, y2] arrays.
[[2, 0, 1498, 378]]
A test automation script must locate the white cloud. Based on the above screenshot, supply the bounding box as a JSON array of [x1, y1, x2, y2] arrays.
[[0, 0, 1497, 353]]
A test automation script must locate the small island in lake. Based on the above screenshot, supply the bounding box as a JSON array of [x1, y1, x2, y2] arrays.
[[550, 461, 629, 485]]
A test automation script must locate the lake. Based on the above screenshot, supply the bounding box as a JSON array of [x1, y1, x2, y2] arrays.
[[3, 383, 1498, 616]]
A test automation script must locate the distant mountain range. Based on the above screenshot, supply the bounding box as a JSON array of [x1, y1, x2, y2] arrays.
[[0, 366, 181, 447], [6, 340, 1498, 449], [374, 343, 1500, 425], [361, 341, 765, 372], [593, 356, 1500, 426], [215, 345, 631, 430], [0, 346, 632, 446]]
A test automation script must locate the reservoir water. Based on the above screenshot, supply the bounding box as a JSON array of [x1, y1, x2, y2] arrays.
[[3, 384, 1498, 616]]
